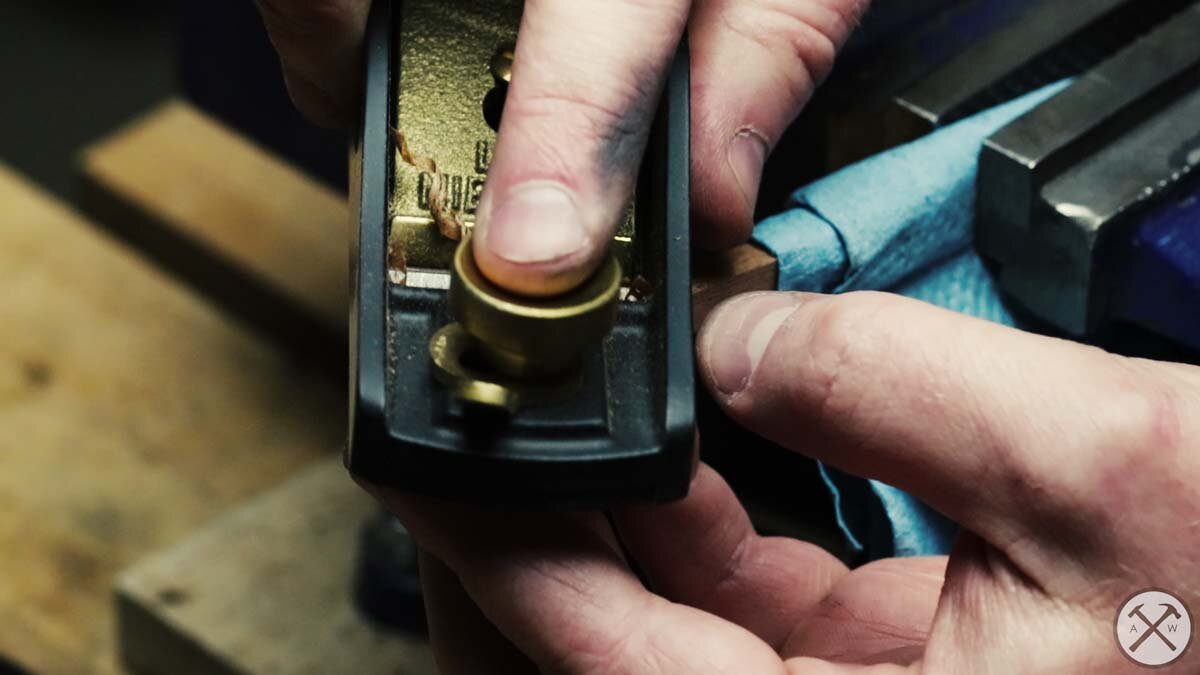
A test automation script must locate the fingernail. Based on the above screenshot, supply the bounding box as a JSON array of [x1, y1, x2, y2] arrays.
[[728, 130, 767, 213], [482, 183, 586, 264], [702, 293, 802, 396]]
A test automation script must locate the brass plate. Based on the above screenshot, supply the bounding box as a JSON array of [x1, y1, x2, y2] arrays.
[[388, 0, 635, 276]]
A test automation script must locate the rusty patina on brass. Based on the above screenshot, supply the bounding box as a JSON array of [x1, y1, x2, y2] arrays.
[[388, 0, 635, 277]]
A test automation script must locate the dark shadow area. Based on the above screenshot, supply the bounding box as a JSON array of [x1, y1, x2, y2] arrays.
[[0, 0, 178, 201]]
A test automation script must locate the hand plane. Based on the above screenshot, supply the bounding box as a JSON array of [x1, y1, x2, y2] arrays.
[[346, 0, 694, 509]]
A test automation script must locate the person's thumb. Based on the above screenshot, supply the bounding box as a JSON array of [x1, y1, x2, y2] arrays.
[[472, 0, 691, 296], [696, 291, 1199, 565]]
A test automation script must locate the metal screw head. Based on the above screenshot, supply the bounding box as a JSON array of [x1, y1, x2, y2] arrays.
[[490, 43, 515, 85]]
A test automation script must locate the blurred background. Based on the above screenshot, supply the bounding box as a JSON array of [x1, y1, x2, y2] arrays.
[[0, 3, 379, 674], [2, 0, 178, 198], [0, 0, 344, 199]]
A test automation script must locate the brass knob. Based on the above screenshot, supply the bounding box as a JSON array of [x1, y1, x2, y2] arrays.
[[430, 239, 621, 411]]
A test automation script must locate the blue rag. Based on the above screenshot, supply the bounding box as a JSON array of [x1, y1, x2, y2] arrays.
[[753, 81, 1070, 560]]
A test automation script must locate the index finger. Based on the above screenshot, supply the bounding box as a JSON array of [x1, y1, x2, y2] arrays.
[[473, 0, 691, 295]]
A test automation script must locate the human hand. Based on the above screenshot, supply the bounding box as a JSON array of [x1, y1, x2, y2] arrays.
[[257, 0, 868, 294], [373, 290, 1200, 673]]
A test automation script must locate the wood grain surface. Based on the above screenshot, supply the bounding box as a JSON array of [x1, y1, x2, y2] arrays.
[[79, 101, 348, 360], [117, 461, 436, 675], [0, 163, 342, 674]]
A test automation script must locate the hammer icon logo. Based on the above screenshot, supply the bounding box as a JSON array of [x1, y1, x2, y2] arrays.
[[1128, 604, 1183, 653], [1116, 590, 1192, 667]]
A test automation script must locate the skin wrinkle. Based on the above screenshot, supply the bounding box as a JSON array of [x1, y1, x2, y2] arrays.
[[717, 0, 851, 96], [670, 473, 758, 595], [994, 493, 1112, 599], [783, 559, 945, 663], [913, 330, 1114, 552], [749, 539, 846, 651], [732, 125, 772, 156], [638, 608, 725, 675], [707, 527, 754, 599], [792, 296, 891, 467], [614, 467, 854, 657], [481, 554, 647, 674], [549, 595, 652, 675], [716, 11, 816, 106], [814, 597, 932, 647]]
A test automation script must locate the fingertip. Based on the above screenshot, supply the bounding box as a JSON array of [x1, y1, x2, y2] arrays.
[[472, 182, 605, 296], [697, 292, 809, 402], [468, 1, 689, 296], [472, 236, 603, 298]]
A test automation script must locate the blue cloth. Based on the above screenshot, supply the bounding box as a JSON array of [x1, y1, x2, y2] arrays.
[[754, 81, 1070, 561]]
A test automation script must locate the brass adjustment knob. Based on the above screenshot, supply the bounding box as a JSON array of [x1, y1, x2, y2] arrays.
[[429, 239, 621, 411]]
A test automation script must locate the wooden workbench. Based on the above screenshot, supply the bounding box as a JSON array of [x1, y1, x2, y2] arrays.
[[0, 163, 343, 674]]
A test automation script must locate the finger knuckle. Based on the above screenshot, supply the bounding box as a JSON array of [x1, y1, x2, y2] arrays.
[[722, 0, 866, 97], [508, 91, 633, 143], [1088, 365, 1186, 481], [1001, 358, 1189, 530], [793, 293, 893, 421]]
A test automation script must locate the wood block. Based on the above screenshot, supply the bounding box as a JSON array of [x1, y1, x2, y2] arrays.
[[78, 101, 349, 363], [0, 163, 342, 675], [117, 461, 436, 675], [691, 243, 779, 327]]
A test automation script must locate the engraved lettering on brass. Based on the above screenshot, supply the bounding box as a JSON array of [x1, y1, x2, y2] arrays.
[[417, 172, 486, 214], [474, 140, 493, 174]]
